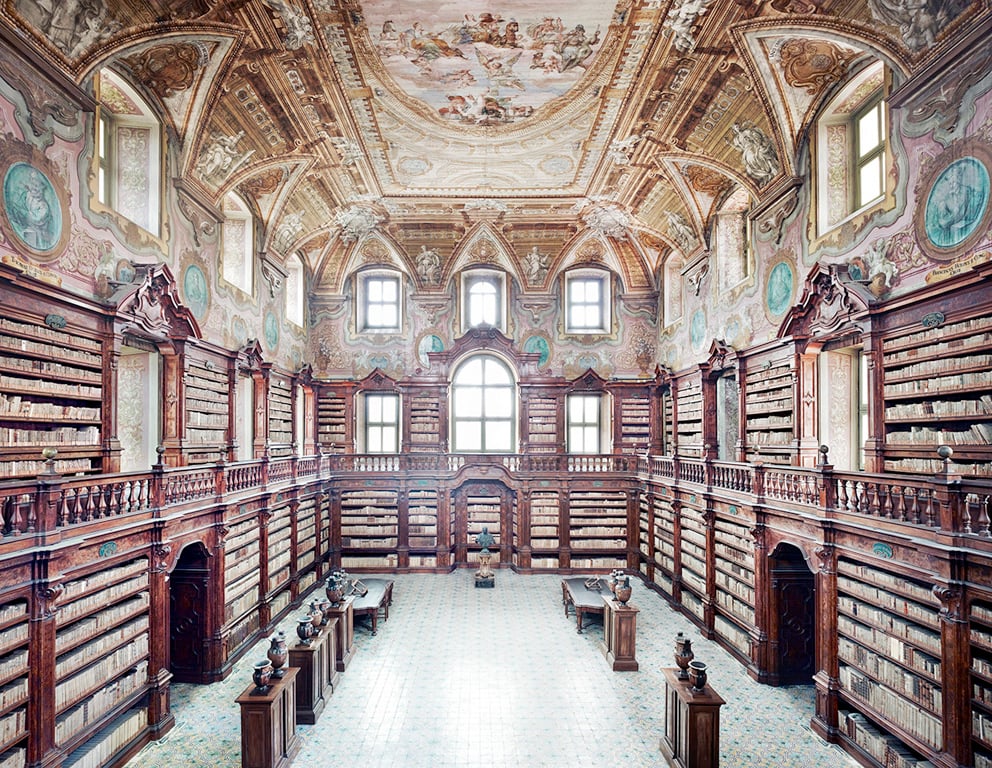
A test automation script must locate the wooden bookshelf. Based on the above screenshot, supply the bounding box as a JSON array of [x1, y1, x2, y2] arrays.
[[0, 315, 104, 479], [407, 488, 438, 569], [528, 490, 560, 569], [615, 387, 652, 454], [652, 492, 676, 597], [835, 557, 943, 763], [971, 601, 992, 768], [679, 508, 708, 625], [54, 558, 151, 754], [0, 600, 28, 768], [225, 515, 261, 643], [295, 495, 318, 577], [267, 506, 293, 595], [880, 312, 992, 477], [340, 489, 399, 570], [712, 514, 754, 659], [675, 376, 704, 458], [662, 388, 674, 455], [184, 353, 230, 463], [267, 372, 294, 457], [743, 357, 794, 465], [465, 490, 501, 568], [524, 393, 559, 453], [404, 389, 443, 452], [567, 489, 627, 570], [316, 388, 349, 451]]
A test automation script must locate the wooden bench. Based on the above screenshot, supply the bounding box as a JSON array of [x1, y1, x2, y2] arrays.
[[350, 578, 393, 636], [561, 577, 609, 633]]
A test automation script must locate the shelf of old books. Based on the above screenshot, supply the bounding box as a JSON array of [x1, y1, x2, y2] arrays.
[[317, 388, 349, 451], [224, 516, 261, 627], [528, 489, 560, 569], [881, 312, 992, 477], [0, 598, 29, 768], [679, 508, 708, 624], [408, 488, 439, 568], [743, 357, 794, 464], [525, 394, 559, 453], [971, 600, 992, 768], [184, 354, 229, 462], [0, 315, 104, 479], [340, 489, 399, 569], [267, 505, 293, 594], [267, 372, 294, 457], [53, 557, 151, 753], [651, 492, 676, 597], [465, 491, 501, 568], [835, 557, 943, 763], [712, 514, 755, 657], [567, 489, 627, 570], [405, 390, 442, 451], [675, 377, 704, 457], [296, 495, 318, 576], [616, 390, 651, 453]]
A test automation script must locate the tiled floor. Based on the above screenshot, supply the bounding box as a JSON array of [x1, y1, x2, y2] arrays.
[[128, 571, 858, 768]]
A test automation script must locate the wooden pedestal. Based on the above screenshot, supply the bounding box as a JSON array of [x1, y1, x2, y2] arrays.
[[326, 597, 355, 672], [602, 598, 639, 671], [288, 619, 339, 724], [236, 667, 301, 768], [659, 667, 725, 768]]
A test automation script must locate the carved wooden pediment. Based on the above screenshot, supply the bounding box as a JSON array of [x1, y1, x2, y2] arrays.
[[567, 368, 609, 392], [706, 339, 736, 373], [112, 263, 200, 344], [778, 263, 870, 342], [359, 368, 398, 391], [237, 339, 264, 373]]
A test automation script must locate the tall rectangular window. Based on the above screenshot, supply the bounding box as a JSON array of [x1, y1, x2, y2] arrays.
[[286, 254, 305, 327], [565, 271, 610, 334], [855, 97, 885, 209], [462, 271, 505, 332], [567, 394, 603, 454], [360, 273, 401, 332], [364, 393, 399, 453]]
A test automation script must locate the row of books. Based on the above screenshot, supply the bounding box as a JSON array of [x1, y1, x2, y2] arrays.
[[56, 636, 149, 710], [714, 614, 751, 655], [0, 605, 25, 626], [715, 570, 755, 602], [224, 585, 259, 623], [54, 662, 147, 746], [840, 665, 942, 748], [840, 709, 933, 767], [0, 425, 99, 446], [0, 746, 24, 768], [0, 396, 99, 420], [715, 541, 752, 566], [0, 337, 100, 366], [226, 612, 260, 652], [884, 370, 992, 397], [0, 648, 26, 681], [0, 708, 25, 748], [838, 596, 941, 654], [63, 707, 147, 768], [0, 677, 27, 711], [0, 355, 98, 382], [0, 319, 100, 351], [837, 562, 937, 606], [838, 614, 941, 678], [55, 594, 149, 654], [838, 576, 940, 628], [839, 637, 942, 713], [715, 589, 755, 623], [882, 315, 992, 350], [59, 573, 149, 624], [888, 424, 992, 446], [56, 617, 148, 679]]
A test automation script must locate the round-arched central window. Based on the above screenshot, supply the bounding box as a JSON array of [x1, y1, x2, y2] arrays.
[[451, 355, 516, 453]]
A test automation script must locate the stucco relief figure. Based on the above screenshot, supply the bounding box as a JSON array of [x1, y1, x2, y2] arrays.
[[334, 206, 383, 243], [22, 0, 117, 58], [731, 123, 779, 186], [861, 238, 898, 293], [867, 0, 966, 51], [664, 0, 712, 53], [523, 246, 549, 284], [196, 131, 253, 183], [666, 211, 696, 253], [416, 246, 441, 284]]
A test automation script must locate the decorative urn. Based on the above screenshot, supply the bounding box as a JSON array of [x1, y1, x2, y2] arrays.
[[674, 632, 694, 680], [267, 631, 288, 678], [252, 660, 274, 693], [615, 576, 632, 606], [688, 660, 708, 692], [296, 616, 315, 646]]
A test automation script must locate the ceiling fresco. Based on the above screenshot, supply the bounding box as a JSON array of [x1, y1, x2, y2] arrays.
[[0, 0, 980, 294]]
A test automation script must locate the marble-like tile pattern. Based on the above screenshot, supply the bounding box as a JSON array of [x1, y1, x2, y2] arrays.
[[128, 571, 859, 768]]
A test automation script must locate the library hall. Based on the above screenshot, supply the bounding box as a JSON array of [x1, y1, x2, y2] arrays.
[[0, 1, 990, 767]]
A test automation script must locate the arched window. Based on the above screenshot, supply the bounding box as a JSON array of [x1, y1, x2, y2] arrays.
[[461, 269, 506, 332], [814, 60, 889, 235], [286, 253, 305, 327], [221, 193, 254, 294], [95, 69, 162, 235], [451, 355, 516, 453]]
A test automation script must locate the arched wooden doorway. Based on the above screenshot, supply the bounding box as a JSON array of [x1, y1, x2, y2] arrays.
[[769, 542, 816, 685], [169, 542, 211, 683], [451, 481, 513, 568]]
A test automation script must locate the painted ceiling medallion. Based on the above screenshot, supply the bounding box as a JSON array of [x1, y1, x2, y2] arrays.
[[362, 1, 612, 125], [775, 39, 855, 95]]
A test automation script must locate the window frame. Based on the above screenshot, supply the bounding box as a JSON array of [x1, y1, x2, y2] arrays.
[[460, 269, 506, 333], [853, 94, 886, 211], [94, 70, 163, 238], [357, 269, 403, 334], [221, 193, 255, 296], [564, 268, 611, 335], [360, 391, 401, 454], [285, 253, 305, 328], [566, 392, 610, 454], [450, 354, 517, 454]]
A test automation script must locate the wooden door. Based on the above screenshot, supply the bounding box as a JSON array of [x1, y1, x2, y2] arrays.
[[170, 544, 210, 683], [770, 545, 816, 685]]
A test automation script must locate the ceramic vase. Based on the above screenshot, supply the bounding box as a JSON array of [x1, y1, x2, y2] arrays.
[[267, 631, 288, 679], [317, 597, 331, 625], [252, 660, 273, 693], [325, 577, 345, 606], [688, 660, 708, 692], [674, 631, 694, 680], [308, 601, 323, 631], [615, 576, 632, 606], [297, 616, 314, 646]]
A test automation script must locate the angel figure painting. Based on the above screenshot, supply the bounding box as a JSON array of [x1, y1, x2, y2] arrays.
[[367, 1, 611, 124]]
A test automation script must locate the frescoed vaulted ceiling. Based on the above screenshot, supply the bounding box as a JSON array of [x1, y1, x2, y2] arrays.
[[0, 0, 978, 295]]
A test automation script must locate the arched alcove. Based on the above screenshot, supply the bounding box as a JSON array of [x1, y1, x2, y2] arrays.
[[768, 541, 816, 686], [169, 542, 211, 683]]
